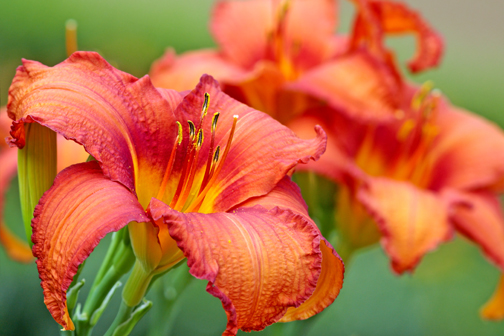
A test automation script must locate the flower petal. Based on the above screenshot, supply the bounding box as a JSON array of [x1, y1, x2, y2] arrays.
[[280, 239, 344, 321], [211, 0, 272, 70], [481, 275, 504, 320], [149, 48, 246, 92], [287, 108, 356, 182], [447, 191, 504, 271], [234, 176, 345, 320], [7, 52, 183, 204], [282, 0, 338, 70], [235, 176, 308, 216], [428, 102, 504, 191], [175, 75, 327, 213], [287, 52, 403, 122], [149, 198, 322, 335], [350, 0, 443, 73], [56, 134, 89, 173], [0, 147, 33, 263], [358, 177, 452, 273], [32, 161, 149, 330]]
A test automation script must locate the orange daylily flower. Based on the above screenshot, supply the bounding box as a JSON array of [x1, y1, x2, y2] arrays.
[[289, 84, 504, 318], [7, 52, 344, 334], [149, 0, 442, 124]]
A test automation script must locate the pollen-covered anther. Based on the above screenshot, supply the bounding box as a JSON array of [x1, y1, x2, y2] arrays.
[[201, 92, 210, 118], [196, 129, 204, 148], [188, 120, 196, 141], [212, 112, 220, 132], [213, 146, 221, 163], [176, 121, 183, 145]]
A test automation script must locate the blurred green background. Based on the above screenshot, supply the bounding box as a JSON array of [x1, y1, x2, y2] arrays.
[[1, 0, 504, 335]]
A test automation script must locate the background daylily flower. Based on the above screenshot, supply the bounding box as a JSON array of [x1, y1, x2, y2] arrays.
[[149, 0, 442, 125], [148, 0, 504, 319], [151, 0, 504, 322], [7, 51, 344, 334], [288, 84, 504, 319]]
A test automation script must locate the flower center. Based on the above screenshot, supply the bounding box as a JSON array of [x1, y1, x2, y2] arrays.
[[355, 82, 441, 188], [267, 0, 300, 81], [156, 93, 238, 213]]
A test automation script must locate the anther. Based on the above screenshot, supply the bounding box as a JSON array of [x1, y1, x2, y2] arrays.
[[211, 112, 220, 132], [176, 121, 183, 145], [201, 92, 210, 118], [412, 81, 434, 110], [213, 146, 220, 163], [188, 120, 196, 141], [196, 129, 204, 148]]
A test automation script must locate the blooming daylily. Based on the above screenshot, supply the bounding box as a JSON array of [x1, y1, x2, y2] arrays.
[[7, 52, 344, 334], [149, 0, 442, 124], [288, 83, 504, 318]]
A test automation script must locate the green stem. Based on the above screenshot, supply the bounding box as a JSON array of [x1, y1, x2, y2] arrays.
[[76, 228, 135, 336], [147, 263, 192, 336], [122, 260, 154, 307], [94, 229, 126, 285], [103, 301, 133, 336]]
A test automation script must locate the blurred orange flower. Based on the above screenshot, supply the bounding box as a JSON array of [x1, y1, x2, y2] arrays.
[[149, 0, 442, 125], [149, 0, 504, 319]]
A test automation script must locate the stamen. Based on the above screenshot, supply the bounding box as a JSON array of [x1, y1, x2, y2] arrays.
[[156, 121, 182, 200], [188, 120, 196, 141], [175, 129, 204, 211], [200, 112, 220, 191], [176, 120, 183, 145], [196, 129, 203, 148], [187, 115, 239, 213], [212, 112, 220, 132], [411, 81, 434, 110], [170, 124, 197, 207], [213, 146, 220, 163], [207, 146, 221, 183], [201, 92, 210, 119]]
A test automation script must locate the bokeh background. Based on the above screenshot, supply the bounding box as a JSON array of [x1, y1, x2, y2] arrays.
[[1, 0, 503, 335]]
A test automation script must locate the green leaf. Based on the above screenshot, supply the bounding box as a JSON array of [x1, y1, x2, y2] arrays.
[[67, 279, 85, 312], [90, 281, 122, 326], [112, 299, 152, 336]]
